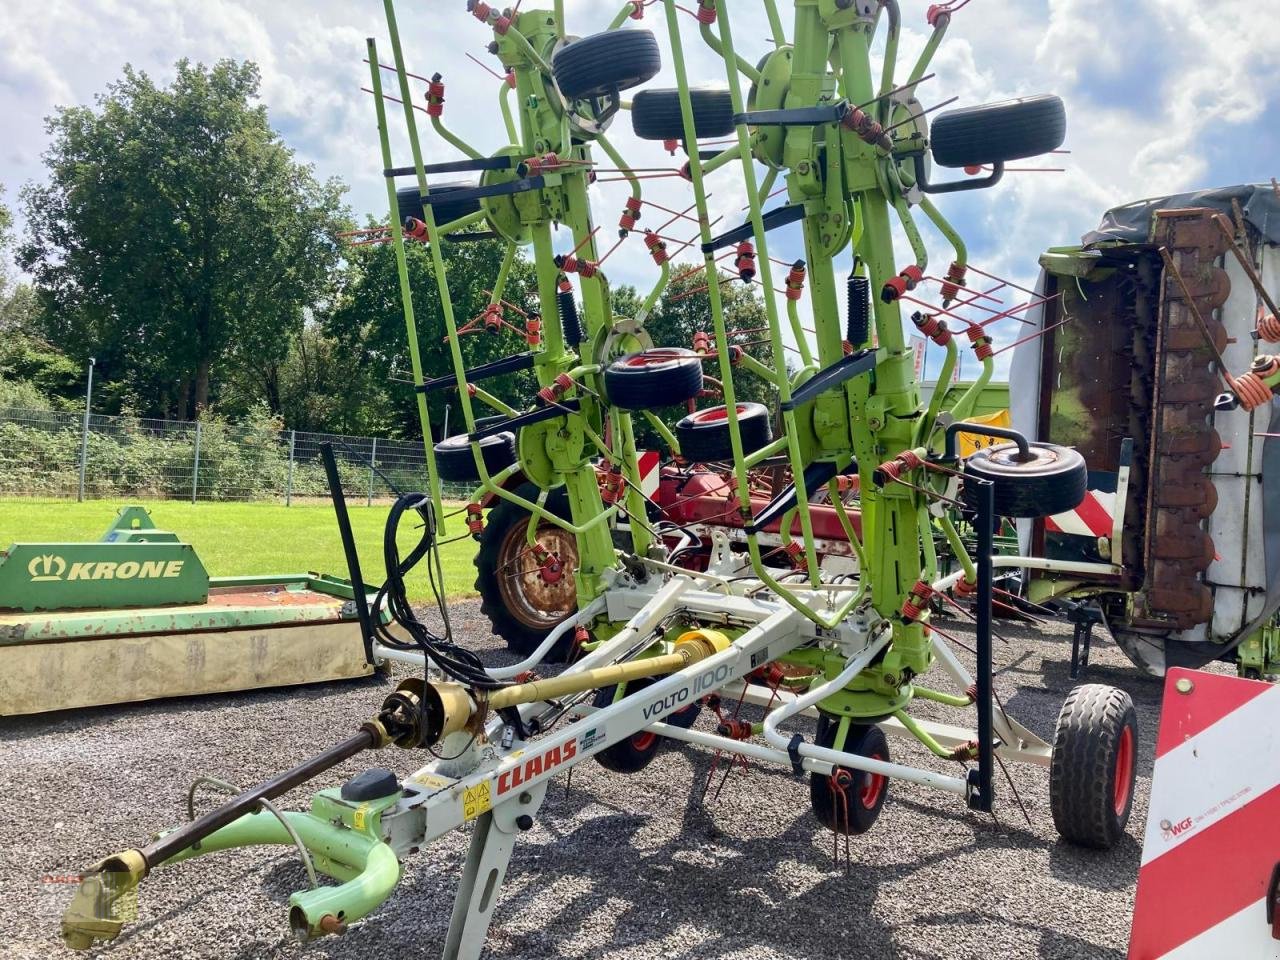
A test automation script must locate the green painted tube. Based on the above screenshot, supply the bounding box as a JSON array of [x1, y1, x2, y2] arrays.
[[642, 410, 681, 456], [499, 79, 518, 143], [785, 296, 815, 371], [699, 20, 761, 83], [947, 355, 994, 425], [912, 687, 973, 709], [907, 18, 949, 85], [917, 195, 967, 267], [162, 809, 401, 936], [761, 0, 785, 47], [939, 513, 976, 583], [367, 38, 446, 531], [893, 708, 957, 758]]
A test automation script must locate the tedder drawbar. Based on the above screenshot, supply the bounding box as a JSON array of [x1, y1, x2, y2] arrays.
[[62, 2, 1141, 956]]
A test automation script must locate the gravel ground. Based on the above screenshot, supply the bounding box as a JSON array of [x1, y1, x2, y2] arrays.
[[4, 599, 1173, 960]]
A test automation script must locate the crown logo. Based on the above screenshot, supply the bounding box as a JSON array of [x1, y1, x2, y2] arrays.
[[28, 554, 67, 582]]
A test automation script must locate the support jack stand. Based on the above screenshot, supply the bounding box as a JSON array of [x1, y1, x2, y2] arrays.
[[1064, 601, 1103, 679]]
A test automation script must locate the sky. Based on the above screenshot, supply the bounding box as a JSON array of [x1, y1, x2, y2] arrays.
[[3, 0, 1279, 379]]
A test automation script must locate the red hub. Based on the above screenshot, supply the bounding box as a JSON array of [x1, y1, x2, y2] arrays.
[[1113, 726, 1134, 815]]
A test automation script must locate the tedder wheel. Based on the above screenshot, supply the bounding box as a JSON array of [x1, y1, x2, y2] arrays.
[[433, 430, 517, 483], [676, 403, 773, 462], [631, 88, 735, 141], [592, 676, 701, 774], [551, 29, 661, 102], [960, 441, 1086, 518], [1049, 683, 1138, 850], [395, 181, 482, 228], [930, 94, 1066, 169], [475, 484, 577, 660], [809, 714, 890, 835], [604, 348, 704, 411]]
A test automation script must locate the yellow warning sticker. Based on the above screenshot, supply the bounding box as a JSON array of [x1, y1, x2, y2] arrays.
[[353, 803, 369, 831], [410, 771, 454, 790], [462, 781, 493, 821]]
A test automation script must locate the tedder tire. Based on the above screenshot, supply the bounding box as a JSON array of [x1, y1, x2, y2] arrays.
[[809, 715, 890, 835], [592, 676, 700, 774], [604, 348, 704, 411], [930, 94, 1066, 169], [433, 431, 517, 483], [1049, 683, 1138, 850], [475, 485, 577, 660], [396, 181, 482, 228], [961, 441, 1086, 518], [676, 403, 773, 462], [551, 29, 661, 101], [631, 88, 735, 140]]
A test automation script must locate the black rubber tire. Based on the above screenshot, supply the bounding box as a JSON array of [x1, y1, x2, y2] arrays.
[[961, 441, 1086, 519], [631, 88, 735, 140], [592, 676, 700, 774], [433, 431, 517, 483], [676, 403, 773, 462], [552, 29, 661, 101], [1049, 684, 1138, 850], [475, 484, 577, 661], [604, 348, 704, 411], [809, 715, 890, 835], [396, 181, 481, 228], [930, 95, 1066, 169]]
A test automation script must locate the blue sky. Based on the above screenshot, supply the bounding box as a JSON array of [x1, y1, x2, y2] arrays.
[[3, 0, 1278, 378]]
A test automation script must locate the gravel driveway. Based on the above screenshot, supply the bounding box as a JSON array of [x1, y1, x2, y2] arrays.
[[3, 599, 1168, 959]]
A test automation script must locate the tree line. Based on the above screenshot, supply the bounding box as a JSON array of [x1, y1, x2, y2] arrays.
[[0, 59, 774, 442]]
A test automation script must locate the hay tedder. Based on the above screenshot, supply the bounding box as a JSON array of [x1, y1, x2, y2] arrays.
[[62, 2, 1143, 955]]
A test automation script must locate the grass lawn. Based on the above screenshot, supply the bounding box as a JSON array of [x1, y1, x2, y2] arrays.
[[0, 499, 480, 600]]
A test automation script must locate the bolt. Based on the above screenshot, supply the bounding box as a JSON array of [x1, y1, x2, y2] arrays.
[[515, 814, 534, 831], [518, 791, 532, 804], [1175, 676, 1194, 695]]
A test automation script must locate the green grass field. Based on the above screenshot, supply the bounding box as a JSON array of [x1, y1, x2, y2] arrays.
[[0, 499, 480, 599]]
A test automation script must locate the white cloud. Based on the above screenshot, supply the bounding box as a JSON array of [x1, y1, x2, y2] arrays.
[[1, 0, 1277, 376]]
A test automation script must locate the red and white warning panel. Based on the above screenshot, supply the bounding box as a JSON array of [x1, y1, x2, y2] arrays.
[[1045, 489, 1114, 539], [1129, 668, 1280, 958]]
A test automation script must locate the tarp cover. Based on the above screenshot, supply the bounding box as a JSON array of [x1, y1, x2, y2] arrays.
[[1083, 183, 1280, 246]]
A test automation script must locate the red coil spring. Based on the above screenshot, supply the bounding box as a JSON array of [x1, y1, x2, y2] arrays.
[[493, 14, 511, 33], [557, 277, 573, 294], [940, 260, 966, 301], [728, 344, 744, 365], [403, 218, 430, 242], [913, 311, 952, 346], [1234, 371, 1274, 411], [619, 196, 643, 233], [881, 275, 908, 303], [900, 264, 923, 287], [629, 0, 645, 17], [696, 0, 716, 23], [601, 466, 625, 504], [465, 502, 484, 539], [525, 316, 541, 346], [842, 340, 854, 356], [466, 383, 477, 397], [833, 474, 860, 495], [505, 69, 516, 89], [953, 576, 977, 598], [877, 449, 924, 483], [523, 152, 559, 175], [482, 303, 503, 332], [717, 718, 754, 741], [426, 79, 445, 117], [901, 582, 932, 622], [785, 260, 807, 301], [644, 231, 668, 265], [783, 540, 808, 571], [662, 138, 679, 154], [967, 324, 994, 361], [1258, 312, 1280, 343], [470, 1, 491, 22], [841, 106, 891, 151], [692, 330, 712, 356], [735, 241, 756, 282], [560, 253, 599, 279]]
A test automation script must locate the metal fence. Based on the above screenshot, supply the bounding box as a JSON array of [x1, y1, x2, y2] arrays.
[[0, 406, 473, 503]]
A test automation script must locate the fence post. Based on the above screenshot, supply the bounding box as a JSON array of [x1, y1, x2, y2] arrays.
[[191, 422, 202, 504], [76, 357, 95, 502], [286, 430, 296, 506], [367, 437, 378, 507]]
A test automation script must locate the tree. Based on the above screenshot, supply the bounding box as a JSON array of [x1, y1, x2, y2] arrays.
[[19, 60, 348, 419], [324, 231, 540, 439]]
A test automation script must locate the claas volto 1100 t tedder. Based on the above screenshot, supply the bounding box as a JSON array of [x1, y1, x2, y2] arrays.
[[63, 2, 1144, 956]]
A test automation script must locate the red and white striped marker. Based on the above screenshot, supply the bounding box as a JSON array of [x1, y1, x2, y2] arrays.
[[1129, 668, 1280, 958], [1046, 489, 1115, 538]]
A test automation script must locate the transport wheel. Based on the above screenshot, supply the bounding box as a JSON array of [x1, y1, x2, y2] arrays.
[[631, 88, 735, 140], [809, 715, 890, 835], [961, 441, 1086, 518], [675, 403, 773, 462], [396, 181, 481, 227], [433, 429, 517, 483], [551, 29, 661, 101], [930, 94, 1066, 168], [604, 348, 704, 411], [592, 677, 700, 774], [475, 485, 577, 661], [1049, 683, 1138, 850]]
